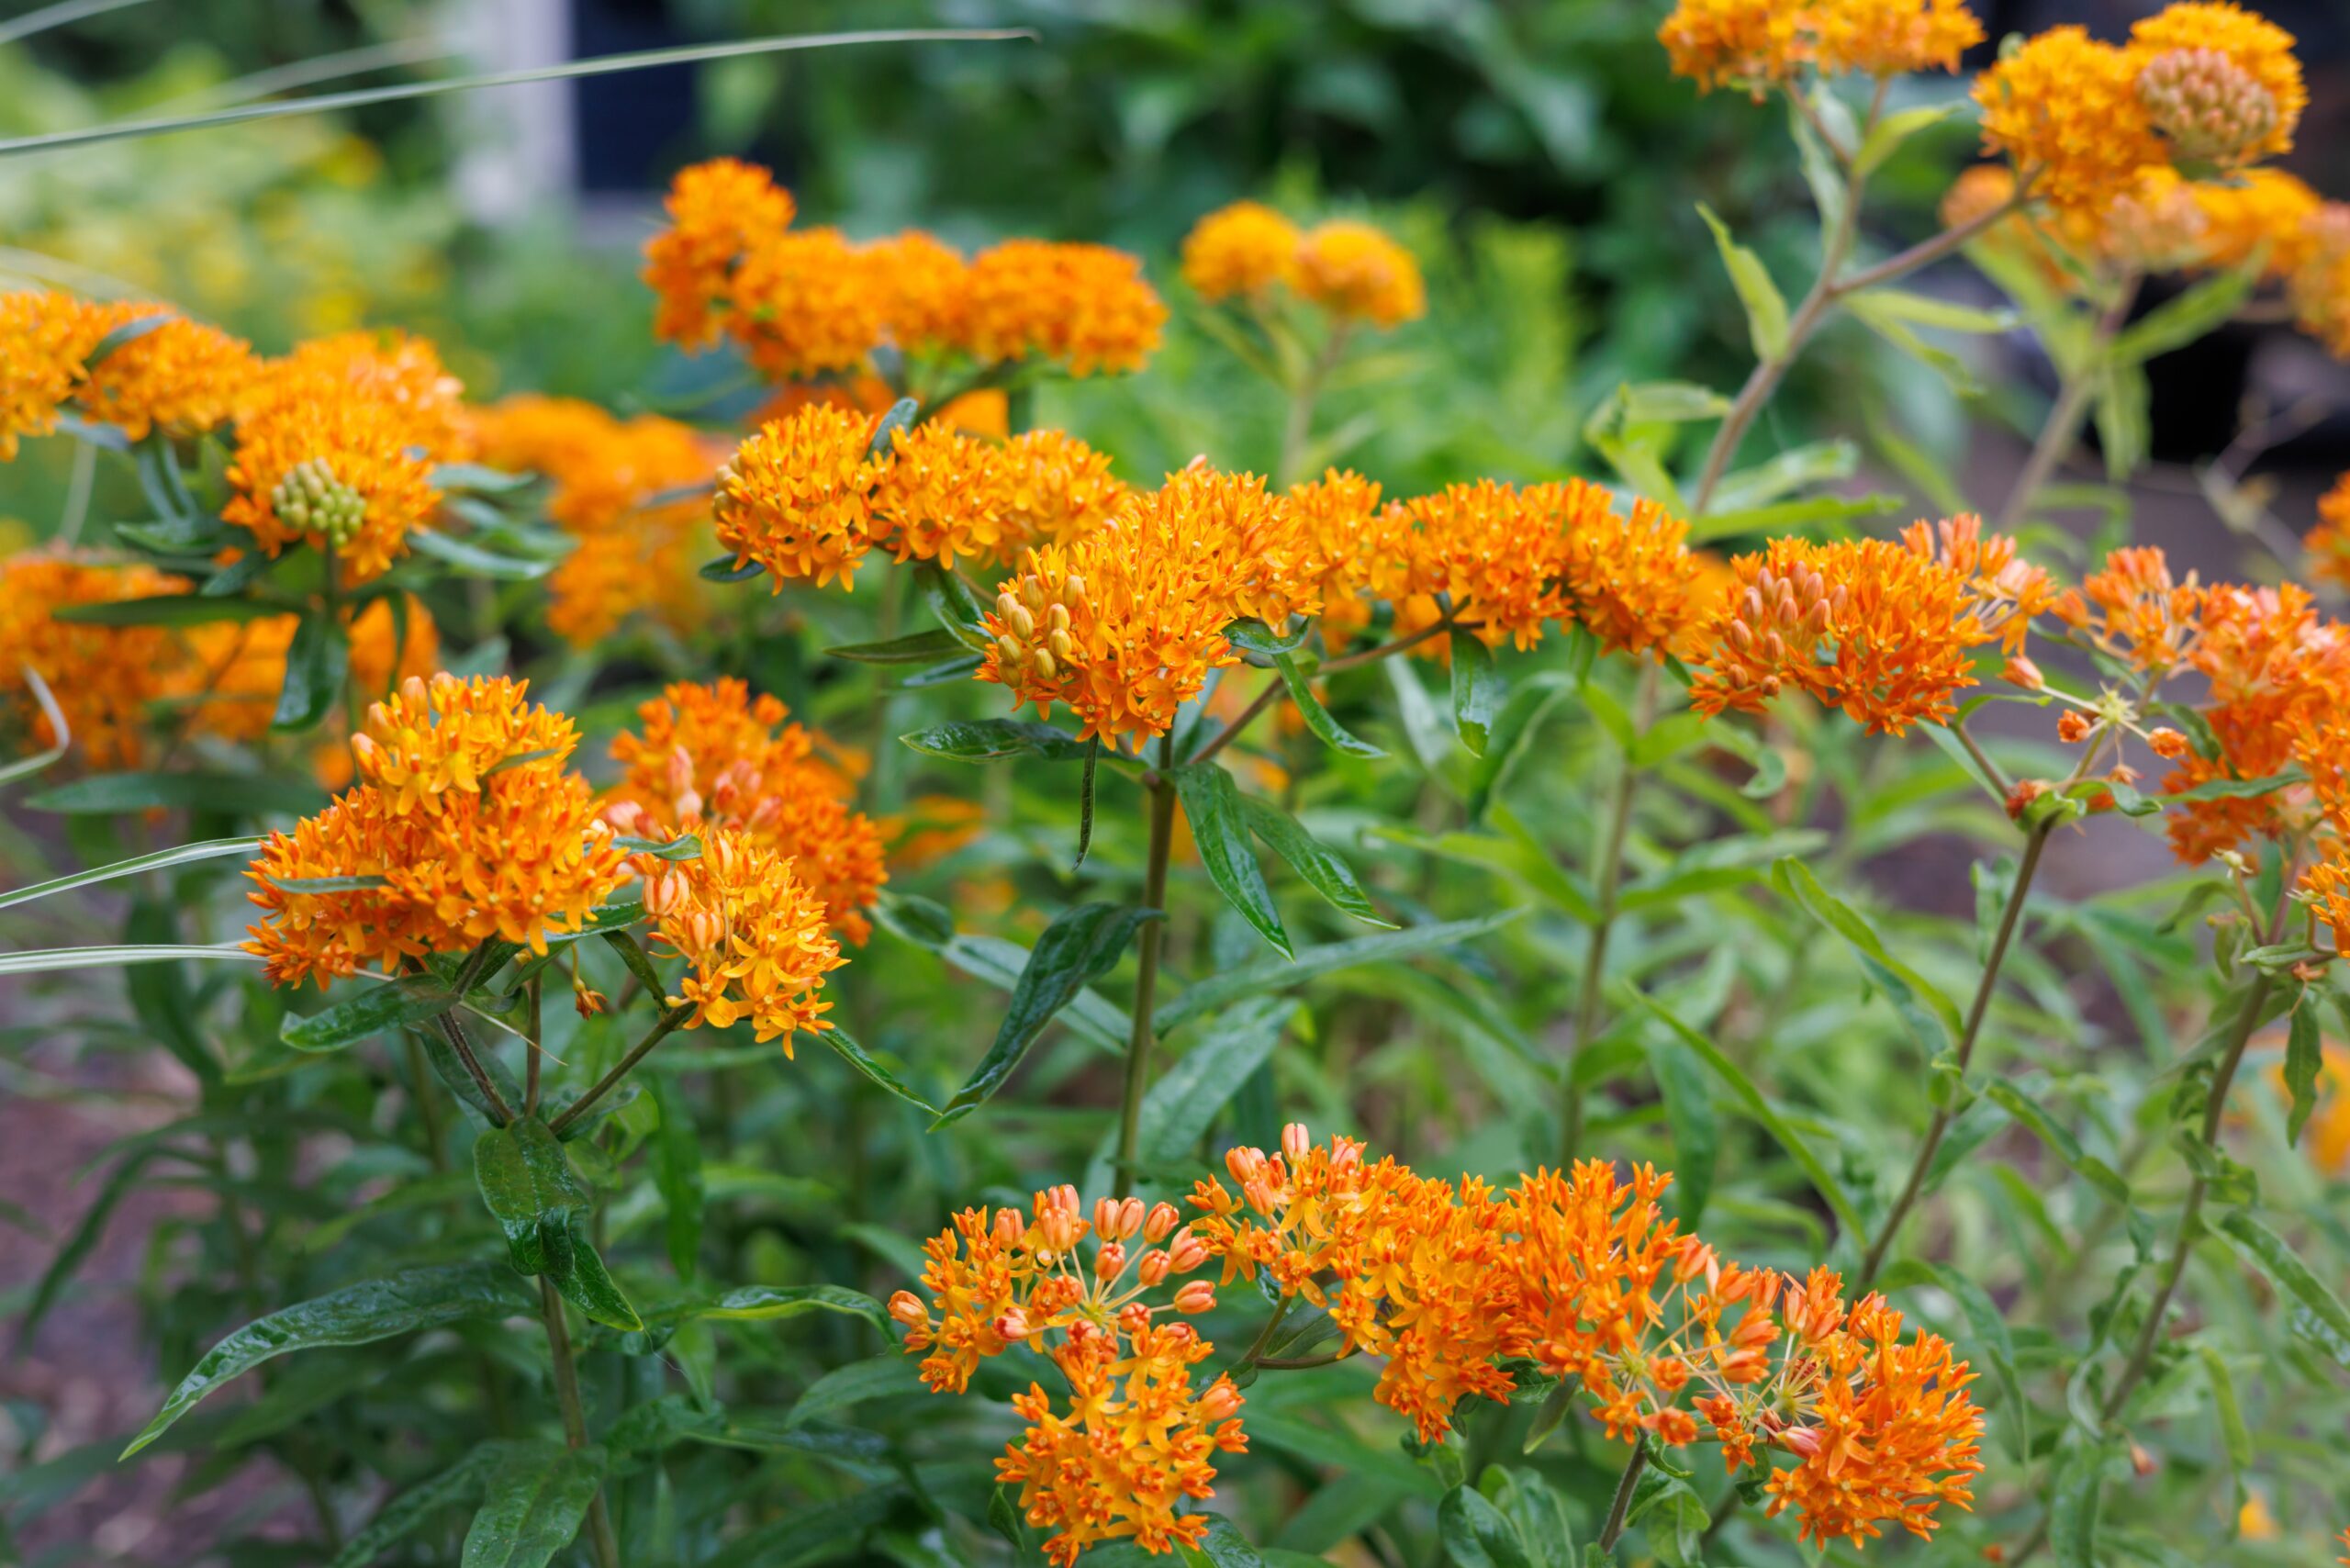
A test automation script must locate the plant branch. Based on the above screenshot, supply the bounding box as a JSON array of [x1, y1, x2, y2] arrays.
[[1994, 274, 2142, 531], [538, 1277, 622, 1568], [1597, 1435, 1651, 1553], [433, 1009, 514, 1127], [548, 1002, 693, 1136], [1114, 734, 1181, 1199], [1563, 664, 1656, 1162]]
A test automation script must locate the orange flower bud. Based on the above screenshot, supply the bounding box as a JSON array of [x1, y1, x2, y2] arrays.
[[1281, 1122, 1311, 1161], [2002, 655, 2045, 690], [1137, 1249, 1171, 1286], [1173, 1280, 1216, 1315], [1093, 1240, 1127, 1282], [888, 1290, 928, 1328], [1143, 1202, 1180, 1242], [2058, 710, 2094, 744], [2148, 726, 2188, 758]]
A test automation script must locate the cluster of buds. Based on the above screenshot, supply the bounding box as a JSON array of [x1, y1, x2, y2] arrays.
[[991, 576, 1084, 689], [270, 457, 368, 550], [890, 1185, 1217, 1396], [1717, 557, 1839, 701], [2136, 47, 2279, 165]]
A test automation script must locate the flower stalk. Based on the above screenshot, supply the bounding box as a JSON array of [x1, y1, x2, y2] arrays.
[[1563, 663, 1658, 1162], [538, 1276, 623, 1568], [1114, 733, 1181, 1199], [1993, 274, 2143, 531]]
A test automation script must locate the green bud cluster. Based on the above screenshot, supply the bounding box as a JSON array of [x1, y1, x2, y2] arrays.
[[270, 458, 368, 548]]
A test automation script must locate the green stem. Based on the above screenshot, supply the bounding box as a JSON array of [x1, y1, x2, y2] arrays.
[[1225, 1295, 1295, 1376], [524, 975, 543, 1117], [1857, 816, 2053, 1286], [1994, 274, 2141, 532], [549, 1002, 692, 1137], [1114, 734, 1181, 1199], [538, 1276, 622, 1568], [1275, 321, 1350, 490], [1597, 1435, 1650, 1553], [1563, 665, 1656, 1162], [434, 1010, 513, 1127]]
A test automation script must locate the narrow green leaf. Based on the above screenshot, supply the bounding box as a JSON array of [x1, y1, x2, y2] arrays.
[[50, 595, 285, 627], [126, 1263, 529, 1455], [2285, 999, 2322, 1147], [1645, 1036, 1717, 1227], [543, 1218, 643, 1332], [1438, 1485, 1533, 1568], [460, 1439, 607, 1568], [324, 1441, 505, 1568], [1135, 998, 1294, 1170], [0, 835, 259, 913], [284, 974, 461, 1052], [2197, 1346, 2251, 1488], [1635, 991, 1866, 1239], [1449, 636, 1501, 756], [656, 1283, 890, 1332], [1273, 651, 1382, 757], [867, 396, 922, 458], [1928, 1261, 2029, 1463], [2216, 1209, 2350, 1368], [649, 1077, 705, 1276], [473, 1119, 591, 1275], [823, 628, 968, 664], [900, 717, 1092, 762], [1697, 203, 1791, 361], [786, 1354, 924, 1428], [1156, 911, 1524, 1034], [873, 895, 1125, 1051], [271, 609, 348, 733], [699, 555, 766, 582], [1170, 764, 1292, 958], [1852, 101, 1963, 174], [1984, 1082, 2130, 1204], [917, 561, 992, 653], [611, 834, 702, 861], [407, 528, 559, 580], [1238, 796, 1391, 928], [1772, 857, 1961, 1052], [0, 942, 260, 976], [935, 902, 1162, 1126], [813, 1022, 939, 1114], [1073, 735, 1101, 871], [2111, 265, 2255, 364]]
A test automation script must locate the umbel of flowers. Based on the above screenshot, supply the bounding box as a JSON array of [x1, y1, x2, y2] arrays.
[[895, 1127, 1985, 1564]]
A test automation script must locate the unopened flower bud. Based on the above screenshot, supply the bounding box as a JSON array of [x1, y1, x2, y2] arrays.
[[1196, 1380, 1243, 1424], [1173, 1280, 1216, 1314], [1138, 1249, 1171, 1286], [2002, 655, 2044, 691], [1143, 1202, 1180, 1242], [1167, 1229, 1209, 1272], [1093, 1241, 1126, 1282], [1281, 1122, 1311, 1161], [888, 1290, 929, 1328]]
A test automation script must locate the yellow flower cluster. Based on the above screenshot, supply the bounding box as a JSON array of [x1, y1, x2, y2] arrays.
[[1659, 0, 1981, 95], [1181, 203, 1426, 329], [645, 159, 1165, 382], [0, 291, 258, 455]]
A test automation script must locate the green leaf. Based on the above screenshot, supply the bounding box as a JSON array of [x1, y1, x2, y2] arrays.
[[84, 310, 176, 365], [867, 396, 922, 459], [125, 1263, 529, 1455], [1771, 857, 1961, 1053], [407, 528, 558, 580], [1274, 650, 1382, 757], [49, 595, 285, 627], [1134, 998, 1293, 1170], [1845, 289, 1984, 397], [0, 941, 261, 976], [1852, 101, 1963, 174], [1844, 288, 2014, 333], [1225, 618, 1313, 659], [873, 895, 1125, 1052], [2216, 1209, 2350, 1368], [283, 974, 462, 1052], [699, 555, 765, 582], [0, 28, 1032, 157], [271, 611, 348, 732], [431, 462, 538, 495], [1928, 1261, 2030, 1463], [460, 1439, 607, 1568], [473, 1118, 592, 1275], [2285, 999, 2322, 1147], [1684, 489, 1904, 543], [2046, 1441, 2113, 1568], [325, 1441, 505, 1568], [900, 717, 1092, 763], [27, 770, 327, 817], [1697, 203, 1790, 362], [1635, 991, 1867, 1239], [1449, 636, 1502, 756], [2095, 360, 2152, 480], [787, 1354, 925, 1428], [824, 628, 968, 665], [2197, 1346, 2251, 1491], [1438, 1485, 1533, 1568], [812, 1022, 940, 1114], [1239, 796, 1392, 928], [1369, 812, 1596, 922], [1706, 437, 1860, 513], [542, 1219, 643, 1332], [934, 902, 1163, 1126], [0, 835, 260, 913], [1983, 1082, 2130, 1204], [653, 1283, 890, 1332], [1156, 912, 1524, 1034], [1787, 92, 1846, 231], [649, 1077, 705, 1277], [1645, 1036, 1717, 1227], [1170, 764, 1292, 958], [917, 561, 992, 653], [611, 833, 702, 861], [2111, 265, 2256, 364]]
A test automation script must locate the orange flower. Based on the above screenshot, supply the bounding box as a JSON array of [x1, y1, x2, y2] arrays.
[[866, 229, 970, 353], [603, 679, 887, 945], [246, 676, 627, 987], [643, 157, 796, 350], [1553, 480, 1715, 659], [0, 550, 193, 768], [2127, 2, 2304, 169], [631, 824, 843, 1047], [2312, 473, 2350, 589], [1404, 480, 1571, 651], [1286, 469, 1388, 646], [1812, 0, 1982, 79], [1690, 525, 2038, 734], [1977, 28, 2166, 216], [1, 290, 110, 459], [74, 304, 256, 439], [1658, 0, 1810, 92], [2191, 167, 2324, 278], [469, 395, 716, 644], [1181, 202, 1302, 302], [712, 405, 880, 589], [956, 240, 1167, 375], [1295, 220, 1425, 329], [2290, 211, 2350, 358], [1751, 1281, 1985, 1547], [263, 330, 471, 457], [727, 227, 887, 381], [1002, 429, 1127, 548], [869, 422, 1020, 568]]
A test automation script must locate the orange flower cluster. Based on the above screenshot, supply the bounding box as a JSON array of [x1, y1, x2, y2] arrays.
[[1180, 202, 1430, 328], [713, 406, 1125, 588], [644, 160, 1164, 382], [890, 1188, 1239, 1567], [467, 395, 717, 644], [245, 676, 628, 988], [631, 824, 842, 1047], [602, 679, 886, 945], [979, 468, 1321, 746], [0, 551, 197, 768], [1659, 0, 1979, 94], [1554, 480, 1718, 659], [1689, 518, 2045, 734], [2311, 473, 2350, 589], [1187, 1131, 1985, 1549], [1976, 5, 2305, 218], [1179, 201, 1301, 302], [0, 291, 259, 454], [224, 330, 468, 583], [1, 291, 109, 458]]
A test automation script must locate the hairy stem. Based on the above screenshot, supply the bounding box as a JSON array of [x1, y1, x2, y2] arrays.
[[538, 1277, 622, 1568], [1857, 816, 2053, 1286], [1597, 1435, 1651, 1553], [549, 1002, 693, 1136], [1115, 734, 1181, 1199], [1563, 664, 1656, 1162], [1994, 275, 2142, 531]]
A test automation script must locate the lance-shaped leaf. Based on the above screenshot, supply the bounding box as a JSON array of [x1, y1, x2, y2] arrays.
[[1155, 911, 1523, 1034], [50, 595, 285, 627], [2217, 1209, 2350, 1369], [1237, 795, 1391, 927], [28, 769, 327, 817], [271, 610, 349, 732], [324, 1440, 508, 1568], [1697, 203, 1790, 361], [823, 628, 968, 664], [1170, 763, 1291, 957], [934, 902, 1163, 1126], [901, 717, 1093, 762], [1449, 635, 1501, 756], [1771, 857, 1961, 1053], [811, 1022, 940, 1114], [125, 1263, 530, 1455], [460, 1439, 609, 1568], [0, 835, 260, 913], [473, 1118, 592, 1275], [1273, 650, 1382, 757], [283, 973, 462, 1052]]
